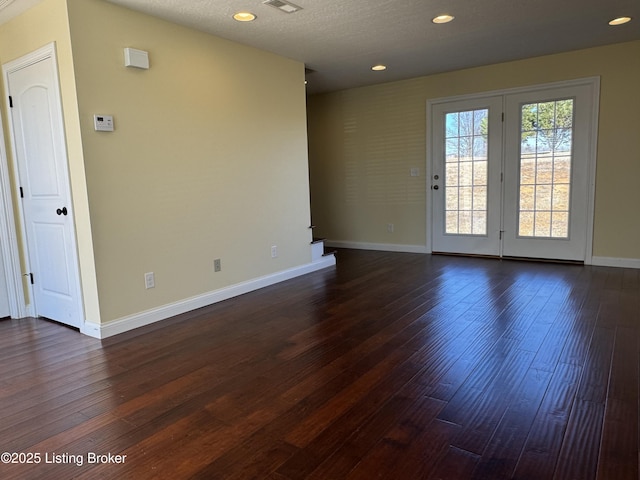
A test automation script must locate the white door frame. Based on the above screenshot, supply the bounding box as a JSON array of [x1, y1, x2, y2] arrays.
[[426, 77, 600, 264], [1, 42, 84, 324], [0, 91, 24, 318]]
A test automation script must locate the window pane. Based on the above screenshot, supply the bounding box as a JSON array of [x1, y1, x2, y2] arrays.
[[553, 156, 571, 183], [459, 162, 473, 186], [554, 128, 572, 152], [473, 110, 487, 135], [473, 186, 487, 211], [552, 184, 570, 210], [446, 188, 458, 210], [474, 161, 487, 185], [459, 187, 473, 210], [444, 108, 489, 237], [459, 211, 472, 234], [446, 163, 459, 186], [459, 137, 473, 159], [522, 104, 538, 132], [520, 185, 535, 211], [446, 113, 459, 138], [473, 136, 488, 160], [535, 185, 552, 211], [459, 111, 474, 134], [517, 99, 573, 238], [519, 212, 534, 237], [535, 158, 553, 184], [555, 100, 573, 128], [520, 157, 536, 184], [535, 212, 552, 237], [538, 102, 555, 126], [446, 138, 459, 161]]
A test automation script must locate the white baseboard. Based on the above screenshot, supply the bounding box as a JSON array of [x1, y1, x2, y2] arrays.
[[81, 255, 336, 339], [324, 243, 640, 269], [311, 241, 325, 261], [325, 240, 429, 254], [591, 256, 640, 269]]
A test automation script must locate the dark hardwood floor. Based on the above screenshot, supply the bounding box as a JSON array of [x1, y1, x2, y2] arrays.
[[1, 249, 638, 479]]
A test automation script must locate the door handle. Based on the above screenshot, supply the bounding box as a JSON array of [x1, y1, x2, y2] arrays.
[[432, 185, 439, 190], [56, 207, 68, 216]]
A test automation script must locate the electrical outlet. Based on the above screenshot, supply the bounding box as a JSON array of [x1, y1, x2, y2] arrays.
[[387, 223, 394, 233], [144, 272, 155, 289], [271, 245, 278, 258], [214, 259, 221, 272]]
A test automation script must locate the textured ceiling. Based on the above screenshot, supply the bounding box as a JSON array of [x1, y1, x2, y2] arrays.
[[0, 0, 41, 24], [4, 1, 640, 94]]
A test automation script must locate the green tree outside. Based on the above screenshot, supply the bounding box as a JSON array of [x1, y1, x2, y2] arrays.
[[521, 99, 574, 153]]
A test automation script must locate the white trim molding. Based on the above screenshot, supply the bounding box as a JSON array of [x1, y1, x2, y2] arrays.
[[81, 255, 336, 339], [0, 86, 24, 318], [591, 256, 640, 269], [325, 240, 429, 254]]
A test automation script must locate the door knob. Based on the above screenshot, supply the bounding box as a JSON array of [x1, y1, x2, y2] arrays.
[[56, 207, 68, 216], [433, 185, 439, 190]]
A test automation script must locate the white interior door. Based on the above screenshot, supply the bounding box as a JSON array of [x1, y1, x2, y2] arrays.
[[431, 96, 503, 256], [5, 46, 83, 328], [430, 80, 597, 262]]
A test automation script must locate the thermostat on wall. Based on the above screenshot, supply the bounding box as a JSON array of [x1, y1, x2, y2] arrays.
[[94, 114, 114, 132]]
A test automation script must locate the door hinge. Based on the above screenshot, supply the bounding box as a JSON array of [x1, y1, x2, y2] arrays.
[[8, 96, 12, 108], [501, 112, 504, 122], [24, 272, 34, 284], [19, 187, 24, 198], [501, 172, 504, 182], [499, 230, 505, 240]]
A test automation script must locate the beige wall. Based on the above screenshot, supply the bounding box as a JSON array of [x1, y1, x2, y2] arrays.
[[66, 0, 312, 323], [1, 0, 313, 325], [308, 40, 640, 261]]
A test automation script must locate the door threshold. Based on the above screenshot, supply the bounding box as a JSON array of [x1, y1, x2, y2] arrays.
[[502, 256, 584, 266], [432, 251, 500, 260], [432, 252, 584, 265]]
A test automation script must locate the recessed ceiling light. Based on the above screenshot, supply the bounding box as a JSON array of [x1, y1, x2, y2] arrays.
[[371, 64, 387, 71], [609, 16, 632, 26], [233, 11, 256, 22], [432, 14, 454, 24]]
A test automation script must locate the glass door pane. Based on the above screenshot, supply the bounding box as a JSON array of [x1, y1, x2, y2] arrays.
[[518, 99, 573, 238], [445, 109, 489, 235]]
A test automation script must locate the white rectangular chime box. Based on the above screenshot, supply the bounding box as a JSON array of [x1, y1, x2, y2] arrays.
[[124, 48, 149, 69]]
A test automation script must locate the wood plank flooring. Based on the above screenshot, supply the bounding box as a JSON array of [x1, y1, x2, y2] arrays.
[[0, 249, 638, 479]]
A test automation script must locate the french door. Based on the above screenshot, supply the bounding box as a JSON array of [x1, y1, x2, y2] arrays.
[[430, 80, 598, 262]]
